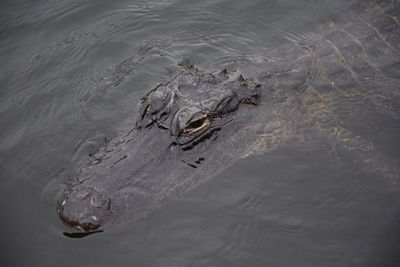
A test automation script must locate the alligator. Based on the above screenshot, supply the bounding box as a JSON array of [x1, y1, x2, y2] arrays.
[[57, 0, 400, 237]]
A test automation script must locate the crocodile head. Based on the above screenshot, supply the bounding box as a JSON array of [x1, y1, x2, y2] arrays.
[[57, 66, 261, 236]]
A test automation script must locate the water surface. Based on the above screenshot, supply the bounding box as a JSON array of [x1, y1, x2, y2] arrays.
[[1, 0, 399, 266]]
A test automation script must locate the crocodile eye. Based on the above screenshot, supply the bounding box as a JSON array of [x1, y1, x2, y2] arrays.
[[183, 117, 210, 135]]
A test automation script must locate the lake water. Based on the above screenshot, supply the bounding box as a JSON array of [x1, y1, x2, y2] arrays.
[[1, 0, 399, 266]]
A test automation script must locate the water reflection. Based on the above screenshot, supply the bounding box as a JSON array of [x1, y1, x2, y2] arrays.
[[0, 0, 399, 266]]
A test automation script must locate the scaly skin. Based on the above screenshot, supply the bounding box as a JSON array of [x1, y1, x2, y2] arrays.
[[58, 0, 400, 236]]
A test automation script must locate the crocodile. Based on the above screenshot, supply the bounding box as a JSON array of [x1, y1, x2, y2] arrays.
[[57, 0, 400, 237]]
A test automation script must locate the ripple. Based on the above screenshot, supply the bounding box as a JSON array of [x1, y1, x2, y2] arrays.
[[1, 0, 399, 266]]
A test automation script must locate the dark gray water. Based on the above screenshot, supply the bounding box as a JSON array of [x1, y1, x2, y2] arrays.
[[1, 0, 400, 266]]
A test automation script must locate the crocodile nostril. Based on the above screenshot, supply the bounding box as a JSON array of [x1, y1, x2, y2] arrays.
[[58, 204, 102, 232], [57, 186, 111, 233], [90, 194, 111, 210]]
